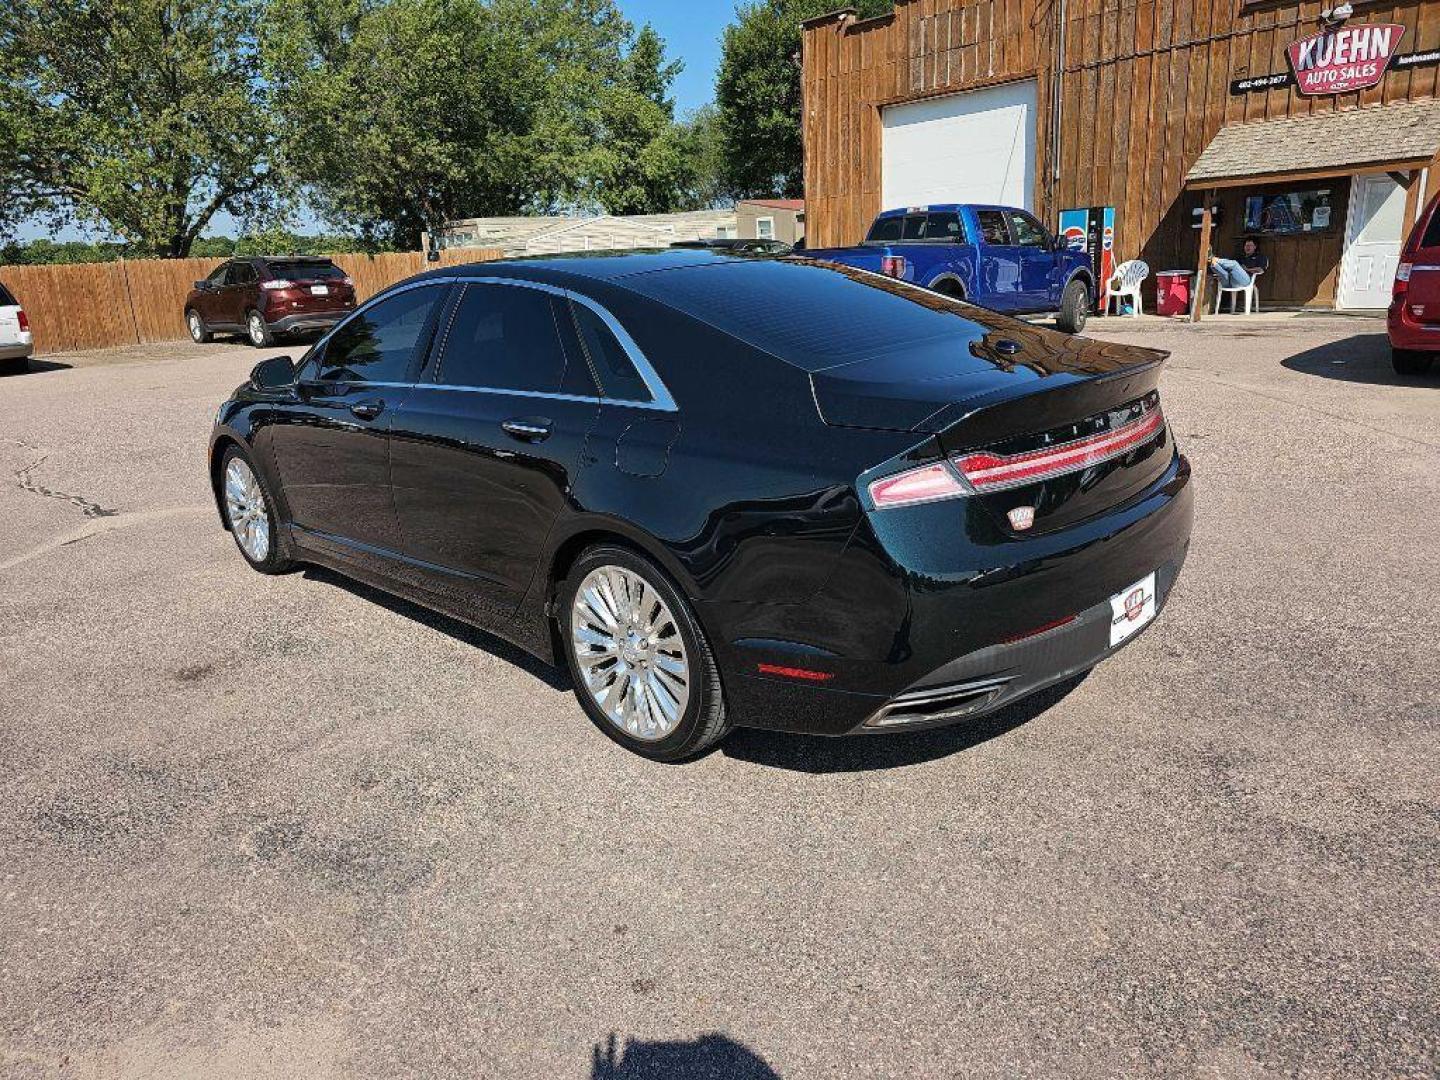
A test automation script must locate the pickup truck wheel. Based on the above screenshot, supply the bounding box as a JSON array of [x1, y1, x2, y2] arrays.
[[1055, 280, 1090, 334]]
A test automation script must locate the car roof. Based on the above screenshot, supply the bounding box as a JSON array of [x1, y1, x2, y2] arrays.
[[873, 204, 1026, 217], [407, 248, 753, 287]]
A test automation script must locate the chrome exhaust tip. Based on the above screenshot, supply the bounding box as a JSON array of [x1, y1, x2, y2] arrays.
[[862, 677, 1012, 729]]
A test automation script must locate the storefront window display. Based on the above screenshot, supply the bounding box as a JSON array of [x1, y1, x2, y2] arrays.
[[1243, 189, 1336, 235]]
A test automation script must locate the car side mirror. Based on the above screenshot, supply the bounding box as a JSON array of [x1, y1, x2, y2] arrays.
[[249, 354, 296, 391], [194, 279, 212, 290]]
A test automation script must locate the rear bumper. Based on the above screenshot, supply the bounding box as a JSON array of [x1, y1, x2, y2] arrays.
[[713, 450, 1194, 735], [1388, 300, 1440, 351], [0, 339, 34, 360], [266, 311, 346, 334]]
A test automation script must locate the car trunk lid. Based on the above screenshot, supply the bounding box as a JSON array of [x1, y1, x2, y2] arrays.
[[815, 324, 1173, 535]]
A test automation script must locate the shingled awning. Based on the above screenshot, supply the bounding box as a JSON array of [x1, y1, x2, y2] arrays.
[[1185, 99, 1440, 188]]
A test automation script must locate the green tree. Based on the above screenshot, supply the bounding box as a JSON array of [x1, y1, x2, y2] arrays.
[[0, 0, 279, 257], [265, 0, 701, 247], [589, 24, 693, 215], [715, 0, 890, 199]]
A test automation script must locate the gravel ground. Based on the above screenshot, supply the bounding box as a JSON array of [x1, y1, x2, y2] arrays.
[[0, 316, 1436, 1079]]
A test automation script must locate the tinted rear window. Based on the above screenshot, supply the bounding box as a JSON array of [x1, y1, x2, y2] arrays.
[[866, 217, 904, 243], [0, 283, 15, 306], [267, 260, 345, 281], [925, 212, 963, 241], [436, 283, 569, 392], [623, 258, 993, 371]]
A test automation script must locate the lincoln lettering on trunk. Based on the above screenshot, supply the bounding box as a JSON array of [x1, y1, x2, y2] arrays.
[[1287, 22, 1405, 95]]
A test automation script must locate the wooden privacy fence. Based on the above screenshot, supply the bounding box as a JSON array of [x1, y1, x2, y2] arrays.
[[0, 248, 503, 355]]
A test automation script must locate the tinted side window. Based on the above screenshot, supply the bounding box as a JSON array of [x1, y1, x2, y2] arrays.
[[0, 283, 16, 306], [228, 262, 257, 285], [1421, 204, 1440, 250], [1008, 211, 1049, 248], [975, 211, 1012, 246], [317, 286, 440, 383], [866, 217, 904, 243], [902, 214, 926, 240], [206, 264, 229, 285], [435, 283, 568, 392], [925, 212, 963, 242], [571, 303, 652, 403]]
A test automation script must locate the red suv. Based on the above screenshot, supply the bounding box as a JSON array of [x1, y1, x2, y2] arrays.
[[1389, 191, 1440, 375], [185, 257, 356, 347]]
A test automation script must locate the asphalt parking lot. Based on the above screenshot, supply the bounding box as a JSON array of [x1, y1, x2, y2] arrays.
[[1, 315, 1436, 1078]]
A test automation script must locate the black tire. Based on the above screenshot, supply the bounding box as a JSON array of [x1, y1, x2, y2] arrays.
[[186, 308, 212, 344], [559, 545, 730, 762], [245, 309, 274, 348], [1391, 347, 1433, 375], [1055, 278, 1091, 334], [219, 445, 295, 575]]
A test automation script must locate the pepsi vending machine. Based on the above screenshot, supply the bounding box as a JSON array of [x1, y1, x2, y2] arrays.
[[1058, 206, 1116, 312]]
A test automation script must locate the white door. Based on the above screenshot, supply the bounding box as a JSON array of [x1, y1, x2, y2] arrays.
[[881, 80, 1037, 211], [1339, 174, 1406, 309]]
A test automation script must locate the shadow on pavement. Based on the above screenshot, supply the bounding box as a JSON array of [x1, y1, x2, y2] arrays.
[[1281, 333, 1436, 386], [722, 672, 1088, 774], [2, 358, 72, 375], [592, 1032, 780, 1079], [300, 565, 572, 691]]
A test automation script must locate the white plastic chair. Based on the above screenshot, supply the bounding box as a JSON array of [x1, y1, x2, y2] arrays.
[[1104, 260, 1148, 317], [1214, 268, 1263, 314]]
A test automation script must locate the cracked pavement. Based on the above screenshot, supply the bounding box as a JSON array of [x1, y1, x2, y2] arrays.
[[0, 320, 1437, 1078]]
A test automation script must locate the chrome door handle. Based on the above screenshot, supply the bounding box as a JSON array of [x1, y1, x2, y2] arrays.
[[349, 400, 384, 420], [501, 417, 552, 442]]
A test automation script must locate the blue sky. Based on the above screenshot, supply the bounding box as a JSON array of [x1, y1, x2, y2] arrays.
[[17, 0, 735, 243], [628, 0, 731, 116]]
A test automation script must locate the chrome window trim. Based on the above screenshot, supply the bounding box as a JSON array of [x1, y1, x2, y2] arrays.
[[448, 275, 677, 412], [305, 273, 677, 413]]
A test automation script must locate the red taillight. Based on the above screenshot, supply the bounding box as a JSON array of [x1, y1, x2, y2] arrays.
[[868, 461, 968, 509], [756, 663, 834, 682], [999, 615, 1077, 644], [881, 255, 907, 279], [260, 279, 294, 291], [867, 407, 1166, 510], [1394, 261, 1412, 300], [16, 309, 30, 333], [954, 408, 1165, 493]]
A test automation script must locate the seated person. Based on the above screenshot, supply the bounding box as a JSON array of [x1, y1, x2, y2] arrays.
[[1238, 238, 1269, 275], [1206, 251, 1252, 292]]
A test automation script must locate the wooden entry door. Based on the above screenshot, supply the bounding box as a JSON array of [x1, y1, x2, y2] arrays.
[[1339, 174, 1406, 310]]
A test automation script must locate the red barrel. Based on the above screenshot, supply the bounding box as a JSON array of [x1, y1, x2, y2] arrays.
[[1154, 271, 1192, 317]]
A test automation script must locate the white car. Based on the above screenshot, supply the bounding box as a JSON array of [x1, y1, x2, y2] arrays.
[[0, 281, 34, 373]]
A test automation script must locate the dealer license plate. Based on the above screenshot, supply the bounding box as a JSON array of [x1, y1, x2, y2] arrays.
[[1108, 572, 1157, 647], [310, 284, 329, 295]]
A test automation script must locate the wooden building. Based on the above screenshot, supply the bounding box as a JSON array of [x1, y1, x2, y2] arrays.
[[801, 0, 1440, 309]]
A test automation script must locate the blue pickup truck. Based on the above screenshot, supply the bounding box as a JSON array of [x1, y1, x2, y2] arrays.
[[807, 204, 1097, 334]]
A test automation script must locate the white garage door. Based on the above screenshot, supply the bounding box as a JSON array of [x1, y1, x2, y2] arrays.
[[881, 80, 1038, 212]]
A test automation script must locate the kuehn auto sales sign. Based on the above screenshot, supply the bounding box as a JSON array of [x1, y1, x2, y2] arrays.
[[1288, 22, 1405, 95]]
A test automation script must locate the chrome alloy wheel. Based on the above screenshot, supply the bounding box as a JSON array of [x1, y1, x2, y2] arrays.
[[188, 311, 203, 341], [570, 565, 690, 741], [224, 457, 271, 563], [248, 312, 266, 345]]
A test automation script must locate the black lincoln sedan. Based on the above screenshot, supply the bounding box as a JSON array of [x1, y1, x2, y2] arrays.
[[208, 250, 1193, 761]]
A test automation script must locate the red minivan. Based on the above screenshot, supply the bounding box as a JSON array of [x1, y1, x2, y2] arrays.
[[1389, 191, 1440, 375], [184, 256, 357, 348]]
